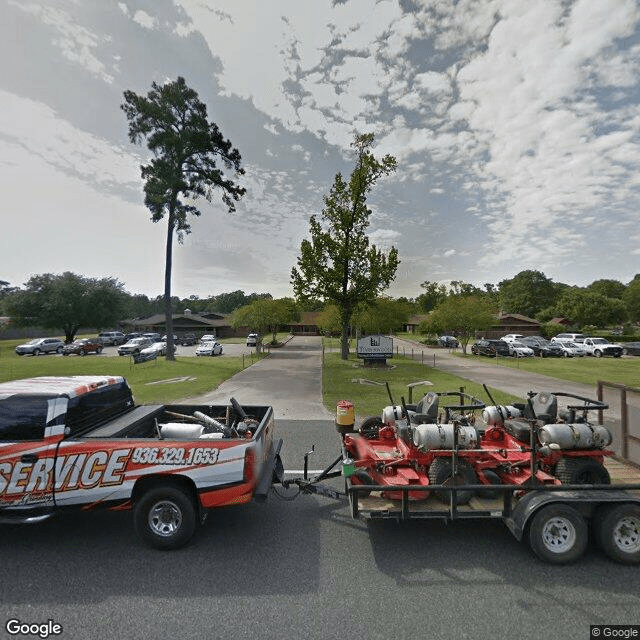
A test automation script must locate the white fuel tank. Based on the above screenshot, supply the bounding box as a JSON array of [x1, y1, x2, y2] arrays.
[[538, 423, 612, 450], [412, 423, 478, 450]]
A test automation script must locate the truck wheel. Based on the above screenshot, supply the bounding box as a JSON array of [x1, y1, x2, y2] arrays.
[[555, 458, 610, 485], [528, 504, 588, 564], [594, 349, 602, 358], [134, 486, 197, 550], [595, 504, 640, 564], [428, 458, 477, 505]]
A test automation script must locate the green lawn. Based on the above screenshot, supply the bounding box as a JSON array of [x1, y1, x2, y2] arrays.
[[322, 352, 519, 418], [0, 341, 265, 404], [458, 352, 640, 390]]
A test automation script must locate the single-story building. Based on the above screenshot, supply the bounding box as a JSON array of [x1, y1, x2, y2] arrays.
[[288, 311, 320, 335], [404, 315, 429, 333], [479, 313, 541, 339], [122, 311, 245, 339]]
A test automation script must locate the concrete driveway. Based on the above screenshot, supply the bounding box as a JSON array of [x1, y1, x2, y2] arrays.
[[187, 335, 332, 420]]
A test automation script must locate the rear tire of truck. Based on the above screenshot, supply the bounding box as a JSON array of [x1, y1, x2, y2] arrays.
[[595, 504, 640, 564], [555, 458, 610, 485], [428, 458, 477, 505], [528, 504, 588, 564], [134, 486, 197, 550]]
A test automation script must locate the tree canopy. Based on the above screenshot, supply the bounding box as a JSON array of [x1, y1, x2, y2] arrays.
[[291, 133, 399, 359], [419, 296, 496, 354], [498, 270, 557, 318], [5, 272, 126, 342], [122, 76, 245, 359], [230, 298, 299, 345]]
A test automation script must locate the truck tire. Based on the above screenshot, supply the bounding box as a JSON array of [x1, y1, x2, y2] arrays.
[[134, 486, 197, 550], [555, 458, 610, 485], [528, 503, 588, 564], [595, 504, 640, 564], [428, 458, 476, 505], [594, 349, 602, 357]]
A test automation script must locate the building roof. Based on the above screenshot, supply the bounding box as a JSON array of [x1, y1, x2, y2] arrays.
[[498, 313, 540, 326]]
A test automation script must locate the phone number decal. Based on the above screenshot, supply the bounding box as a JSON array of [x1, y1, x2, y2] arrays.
[[131, 447, 219, 466]]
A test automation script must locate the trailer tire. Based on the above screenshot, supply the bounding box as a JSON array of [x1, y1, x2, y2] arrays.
[[555, 458, 610, 485], [428, 458, 476, 505], [595, 504, 640, 564], [528, 504, 588, 564], [134, 486, 197, 550]]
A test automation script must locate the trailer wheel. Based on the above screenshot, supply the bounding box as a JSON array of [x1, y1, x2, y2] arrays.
[[555, 457, 610, 485], [134, 486, 197, 550], [595, 504, 640, 564], [528, 504, 588, 564], [428, 458, 477, 505]]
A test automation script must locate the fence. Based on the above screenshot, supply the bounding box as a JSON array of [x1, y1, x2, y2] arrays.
[[597, 381, 640, 466]]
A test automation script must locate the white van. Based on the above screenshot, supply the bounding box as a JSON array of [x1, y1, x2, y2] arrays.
[[551, 333, 585, 343]]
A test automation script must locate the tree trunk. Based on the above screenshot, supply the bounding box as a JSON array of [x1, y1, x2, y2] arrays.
[[340, 322, 350, 360], [164, 211, 176, 361]]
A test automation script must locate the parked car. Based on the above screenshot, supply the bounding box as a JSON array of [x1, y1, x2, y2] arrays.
[[97, 331, 126, 346], [118, 337, 154, 356], [247, 333, 259, 347], [519, 336, 564, 357], [471, 339, 510, 357], [123, 332, 143, 342], [437, 335, 459, 348], [553, 332, 585, 343], [161, 334, 178, 342], [142, 332, 161, 342], [501, 334, 525, 343], [507, 341, 534, 357], [200, 334, 216, 343], [15, 338, 65, 356], [621, 342, 640, 356], [581, 337, 623, 358], [139, 341, 167, 357], [553, 340, 587, 357], [62, 338, 103, 356], [181, 333, 197, 346], [196, 340, 223, 356]]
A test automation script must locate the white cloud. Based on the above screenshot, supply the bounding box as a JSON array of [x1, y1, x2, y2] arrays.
[[132, 10, 156, 30]]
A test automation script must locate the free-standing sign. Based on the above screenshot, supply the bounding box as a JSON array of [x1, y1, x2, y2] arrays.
[[356, 335, 393, 360]]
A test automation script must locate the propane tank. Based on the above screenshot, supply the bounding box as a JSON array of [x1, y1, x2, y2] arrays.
[[382, 405, 404, 425], [482, 405, 522, 427], [538, 423, 613, 450], [413, 423, 478, 450], [160, 423, 205, 439]]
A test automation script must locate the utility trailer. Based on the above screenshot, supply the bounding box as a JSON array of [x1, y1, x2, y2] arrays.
[[286, 388, 640, 565]]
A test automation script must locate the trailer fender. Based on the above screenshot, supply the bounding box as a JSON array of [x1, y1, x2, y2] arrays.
[[505, 490, 640, 541]]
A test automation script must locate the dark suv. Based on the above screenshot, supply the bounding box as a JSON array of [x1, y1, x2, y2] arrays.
[[519, 336, 563, 357], [471, 339, 510, 357]]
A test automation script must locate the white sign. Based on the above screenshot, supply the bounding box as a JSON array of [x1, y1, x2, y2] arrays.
[[357, 335, 393, 359]]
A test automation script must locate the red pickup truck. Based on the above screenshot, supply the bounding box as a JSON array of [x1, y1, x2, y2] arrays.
[[0, 375, 282, 549]]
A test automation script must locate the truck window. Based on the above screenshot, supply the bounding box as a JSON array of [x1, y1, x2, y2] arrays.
[[0, 396, 48, 441], [65, 381, 134, 436]]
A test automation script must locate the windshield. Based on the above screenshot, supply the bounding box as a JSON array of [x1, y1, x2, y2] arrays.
[[592, 338, 607, 344]]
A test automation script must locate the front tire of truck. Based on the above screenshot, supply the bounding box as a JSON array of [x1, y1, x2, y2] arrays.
[[134, 486, 197, 550]]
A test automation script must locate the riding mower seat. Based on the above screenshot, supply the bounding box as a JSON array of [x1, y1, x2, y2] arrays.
[[410, 391, 439, 425]]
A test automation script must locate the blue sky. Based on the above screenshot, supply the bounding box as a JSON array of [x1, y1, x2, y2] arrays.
[[1, 0, 639, 299]]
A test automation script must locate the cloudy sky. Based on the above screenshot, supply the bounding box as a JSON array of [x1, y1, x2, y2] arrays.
[[2, 0, 639, 300]]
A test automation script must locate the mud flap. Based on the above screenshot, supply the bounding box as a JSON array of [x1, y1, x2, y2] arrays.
[[254, 439, 284, 502]]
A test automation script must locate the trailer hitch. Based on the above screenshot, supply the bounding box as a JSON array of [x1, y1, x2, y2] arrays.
[[280, 448, 348, 502]]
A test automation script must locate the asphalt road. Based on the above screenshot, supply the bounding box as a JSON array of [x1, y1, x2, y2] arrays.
[[2, 337, 639, 640]]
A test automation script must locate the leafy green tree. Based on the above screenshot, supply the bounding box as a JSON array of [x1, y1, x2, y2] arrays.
[[553, 288, 626, 327], [498, 270, 557, 318], [230, 298, 299, 345], [587, 279, 626, 300], [418, 296, 496, 354], [122, 76, 245, 360], [316, 304, 342, 335], [5, 272, 126, 342], [416, 281, 447, 312], [353, 297, 412, 335], [291, 133, 399, 359], [623, 276, 640, 322]]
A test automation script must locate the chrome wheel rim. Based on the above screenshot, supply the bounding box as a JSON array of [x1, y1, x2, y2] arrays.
[[148, 500, 182, 537]]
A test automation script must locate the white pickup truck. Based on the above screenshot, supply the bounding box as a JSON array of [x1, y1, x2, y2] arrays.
[[581, 337, 623, 358]]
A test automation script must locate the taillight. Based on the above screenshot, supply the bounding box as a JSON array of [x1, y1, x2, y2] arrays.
[[244, 448, 256, 484]]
